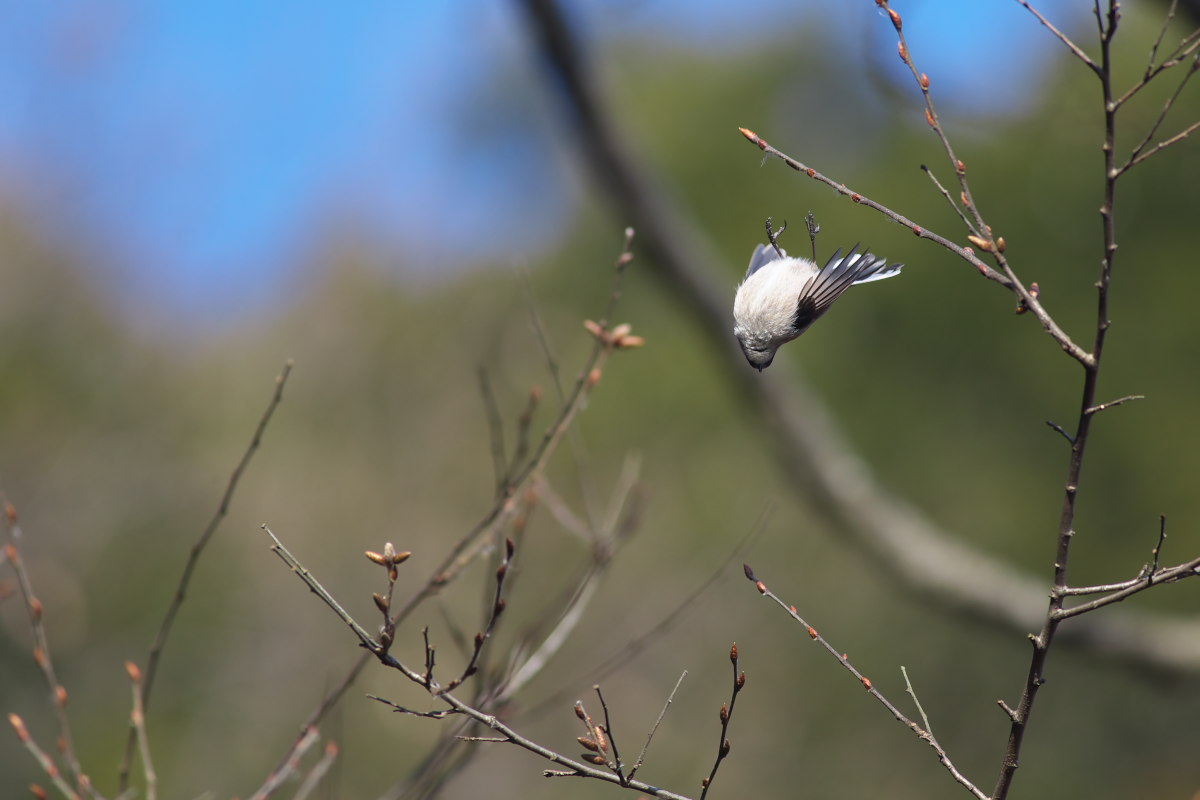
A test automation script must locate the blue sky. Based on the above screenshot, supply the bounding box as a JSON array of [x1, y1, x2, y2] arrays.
[[0, 0, 1083, 333]]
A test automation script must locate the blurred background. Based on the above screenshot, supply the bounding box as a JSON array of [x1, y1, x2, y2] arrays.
[[2, 0, 1199, 797]]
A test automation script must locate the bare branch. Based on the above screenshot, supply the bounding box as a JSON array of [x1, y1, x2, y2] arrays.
[[121, 361, 293, 794], [744, 565, 988, 800], [1012, 0, 1101, 70], [629, 671, 687, 781]]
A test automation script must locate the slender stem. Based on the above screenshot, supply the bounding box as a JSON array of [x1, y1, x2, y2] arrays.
[[992, 4, 1120, 798]]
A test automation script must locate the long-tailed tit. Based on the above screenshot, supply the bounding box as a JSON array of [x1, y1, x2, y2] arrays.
[[733, 220, 902, 370]]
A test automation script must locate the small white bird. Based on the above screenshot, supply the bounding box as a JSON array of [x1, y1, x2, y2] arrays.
[[733, 222, 902, 370]]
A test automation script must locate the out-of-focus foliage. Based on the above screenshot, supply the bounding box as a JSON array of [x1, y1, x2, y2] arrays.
[[2, 4, 1199, 799]]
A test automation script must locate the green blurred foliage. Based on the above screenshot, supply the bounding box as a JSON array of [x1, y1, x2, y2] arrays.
[[3, 4, 1200, 799]]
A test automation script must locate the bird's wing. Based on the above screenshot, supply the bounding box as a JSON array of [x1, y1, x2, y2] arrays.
[[744, 243, 786, 279], [793, 244, 902, 329]]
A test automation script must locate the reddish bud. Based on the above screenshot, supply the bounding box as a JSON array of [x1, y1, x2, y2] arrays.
[[807, 626, 818, 639], [574, 702, 586, 721], [125, 661, 142, 683], [956, 159, 966, 174], [912, 225, 922, 236], [587, 368, 602, 387], [54, 685, 68, 708], [29, 597, 42, 621], [720, 703, 729, 723], [585, 754, 606, 765], [919, 73, 930, 90], [861, 676, 873, 690], [616, 335, 645, 349], [851, 193, 862, 203], [925, 108, 936, 128], [578, 736, 599, 752], [33, 647, 46, 669], [736, 671, 746, 690], [721, 739, 731, 757], [583, 319, 604, 340], [31, 785, 48, 800], [888, 8, 902, 29], [1029, 282, 1040, 298], [805, 168, 815, 178], [365, 551, 387, 566], [898, 41, 908, 61], [4, 502, 15, 524], [729, 643, 738, 663]]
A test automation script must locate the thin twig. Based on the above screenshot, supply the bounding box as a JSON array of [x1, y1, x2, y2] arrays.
[[477, 366, 509, 497], [699, 645, 745, 800], [292, 740, 339, 800], [120, 361, 293, 794], [1054, 554, 1200, 620], [629, 671, 687, 781], [267, 233, 642, 775], [125, 664, 156, 800], [3, 509, 91, 797], [265, 523, 693, 799], [1012, 0, 1100, 70], [247, 725, 320, 800], [745, 565, 989, 800], [1084, 394, 1145, 415]]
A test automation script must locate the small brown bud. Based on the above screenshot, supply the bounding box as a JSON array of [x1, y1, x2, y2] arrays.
[[4, 501, 16, 524], [925, 107, 936, 128], [805, 167, 815, 178], [594, 727, 608, 752], [996, 236, 1006, 253], [31, 784, 48, 800], [585, 754, 606, 765], [3, 543, 15, 560], [1029, 282, 1040, 298], [365, 551, 387, 566], [861, 676, 873, 690], [392, 551, 411, 565], [574, 702, 586, 721], [125, 662, 142, 683], [729, 643, 738, 663], [505, 536, 515, 560], [373, 593, 389, 614], [495, 598, 506, 614], [806, 626, 818, 639], [577, 736, 600, 752], [721, 739, 731, 757], [967, 234, 992, 252], [9, 713, 28, 741], [583, 319, 604, 340], [33, 647, 46, 669], [960, 191, 970, 207], [956, 159, 966, 174], [29, 597, 42, 621], [587, 368, 602, 387], [919, 73, 930, 89], [736, 671, 746, 690], [616, 335, 644, 349], [898, 41, 908, 61], [888, 7, 902, 29], [851, 192, 862, 203], [719, 703, 729, 723], [702, 778, 711, 788], [54, 685, 68, 708]]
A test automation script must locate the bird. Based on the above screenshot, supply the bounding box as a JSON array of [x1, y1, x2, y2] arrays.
[[732, 220, 903, 370]]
